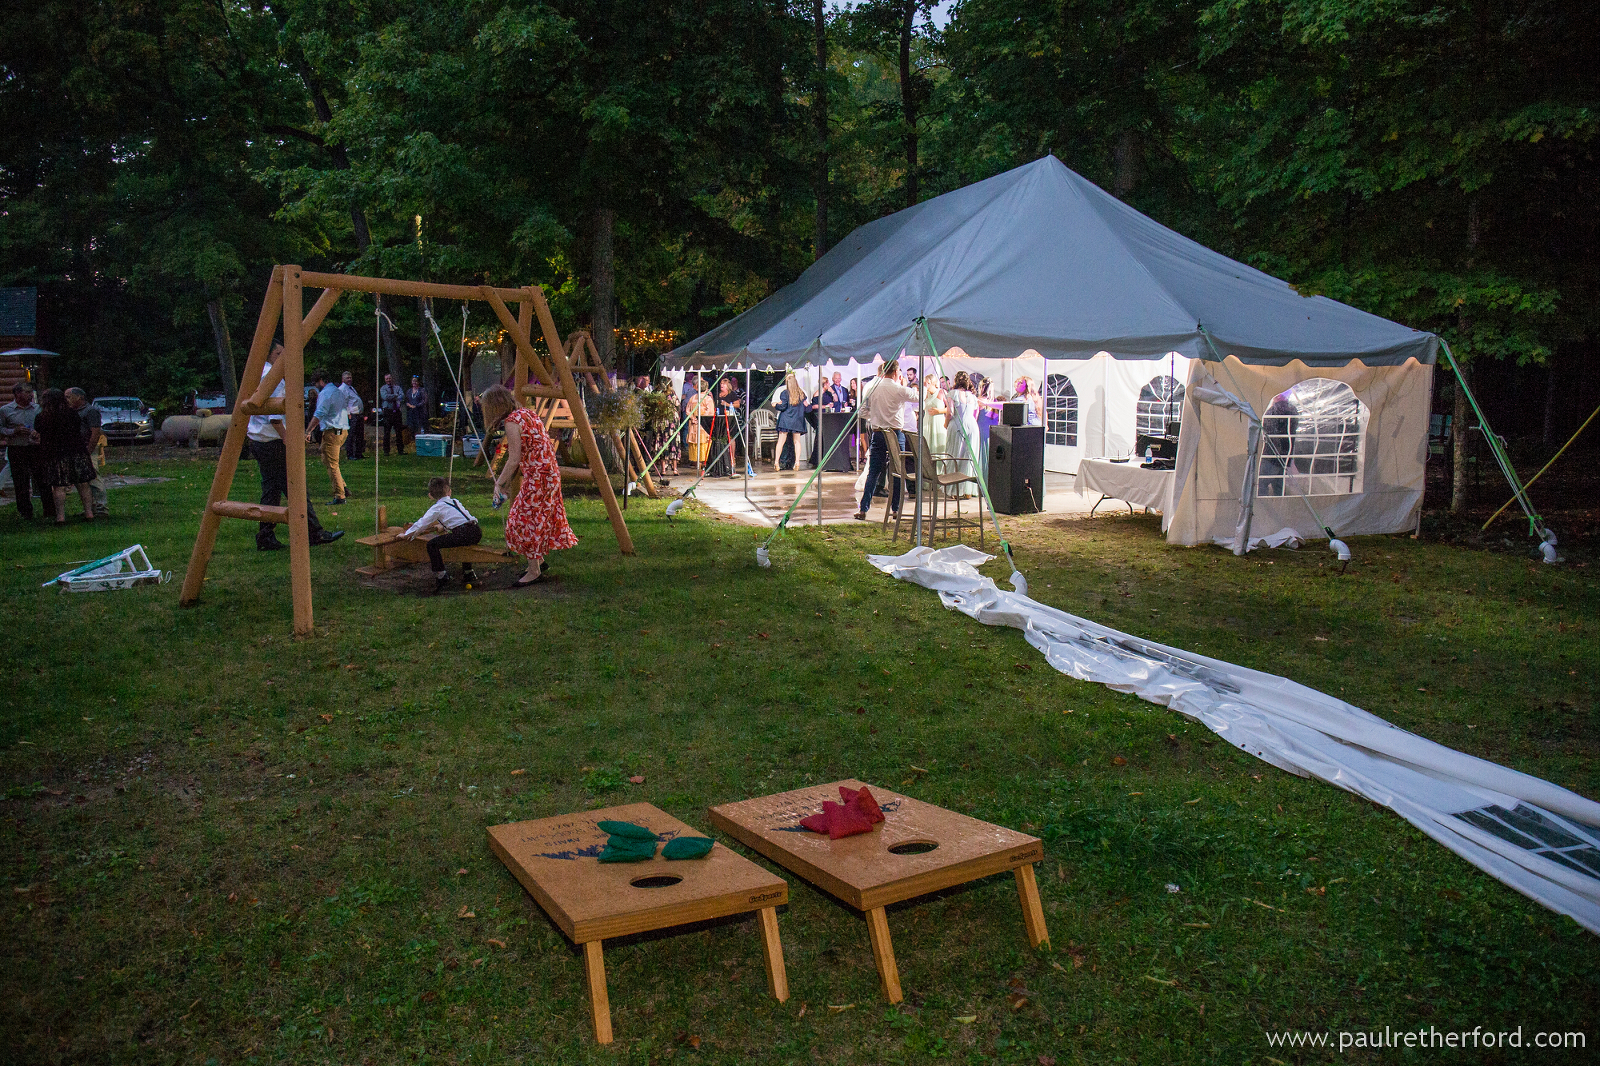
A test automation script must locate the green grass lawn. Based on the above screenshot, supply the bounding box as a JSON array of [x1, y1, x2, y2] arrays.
[[3, 451, 1598, 1065]]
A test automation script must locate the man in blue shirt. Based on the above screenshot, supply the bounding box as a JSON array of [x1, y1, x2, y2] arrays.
[[306, 371, 351, 504]]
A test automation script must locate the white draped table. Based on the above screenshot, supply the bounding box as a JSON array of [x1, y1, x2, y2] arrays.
[[1076, 458, 1175, 515]]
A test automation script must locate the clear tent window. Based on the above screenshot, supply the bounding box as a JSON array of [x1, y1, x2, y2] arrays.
[[1136, 375, 1184, 438], [1258, 378, 1366, 497], [1045, 374, 1078, 447]]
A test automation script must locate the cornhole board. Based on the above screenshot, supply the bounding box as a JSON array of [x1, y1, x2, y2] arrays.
[[708, 780, 1047, 1003], [487, 803, 790, 1044]]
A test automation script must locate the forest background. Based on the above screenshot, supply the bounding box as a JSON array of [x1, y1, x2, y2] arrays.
[[1, 0, 1595, 448]]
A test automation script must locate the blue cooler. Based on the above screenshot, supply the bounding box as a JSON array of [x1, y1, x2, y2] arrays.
[[414, 433, 451, 458]]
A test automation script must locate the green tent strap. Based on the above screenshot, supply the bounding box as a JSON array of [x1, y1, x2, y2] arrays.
[[1440, 340, 1547, 541], [759, 325, 920, 557]]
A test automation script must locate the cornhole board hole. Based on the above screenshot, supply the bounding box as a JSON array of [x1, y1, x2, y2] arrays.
[[487, 803, 790, 1044], [708, 780, 1047, 1003]]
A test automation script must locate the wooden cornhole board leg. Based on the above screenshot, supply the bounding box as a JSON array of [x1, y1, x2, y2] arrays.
[[583, 940, 613, 1045], [758, 905, 790, 1002], [865, 907, 903, 1003], [1014, 864, 1050, 949], [708, 780, 1049, 1005]]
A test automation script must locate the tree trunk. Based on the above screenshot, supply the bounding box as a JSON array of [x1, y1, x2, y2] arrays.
[[420, 297, 438, 425], [278, 28, 404, 382], [813, 0, 829, 259], [1450, 198, 1479, 515], [591, 207, 616, 369], [207, 298, 239, 406], [1113, 127, 1140, 199], [1542, 360, 1558, 450], [899, 0, 918, 208]]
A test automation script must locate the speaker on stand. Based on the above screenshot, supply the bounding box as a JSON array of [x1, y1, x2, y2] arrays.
[[987, 424, 1044, 515]]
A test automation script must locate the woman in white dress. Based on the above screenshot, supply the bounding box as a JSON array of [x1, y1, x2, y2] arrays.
[[944, 372, 984, 498], [922, 378, 949, 456]]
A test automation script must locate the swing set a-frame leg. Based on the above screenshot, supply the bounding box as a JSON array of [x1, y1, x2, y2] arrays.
[[180, 265, 318, 635], [180, 267, 284, 610]]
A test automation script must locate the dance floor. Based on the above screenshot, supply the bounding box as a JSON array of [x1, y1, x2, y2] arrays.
[[677, 468, 1106, 528]]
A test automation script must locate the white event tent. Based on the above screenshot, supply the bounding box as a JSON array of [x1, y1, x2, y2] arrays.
[[665, 156, 1438, 548]]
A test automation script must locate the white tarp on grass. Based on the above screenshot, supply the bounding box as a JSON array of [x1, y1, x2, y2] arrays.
[[869, 545, 1600, 935]]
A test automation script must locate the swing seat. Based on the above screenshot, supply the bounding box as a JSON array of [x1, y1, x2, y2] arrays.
[[355, 525, 518, 576]]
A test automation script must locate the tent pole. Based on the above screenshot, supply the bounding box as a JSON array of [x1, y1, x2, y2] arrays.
[[914, 333, 925, 545]]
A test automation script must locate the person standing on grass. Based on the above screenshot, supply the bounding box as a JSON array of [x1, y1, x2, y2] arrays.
[[64, 388, 109, 517], [401, 475, 482, 593], [248, 345, 343, 551], [482, 384, 577, 588], [32, 389, 96, 524], [379, 373, 406, 455], [404, 375, 428, 445], [340, 370, 366, 460], [305, 371, 350, 504], [0, 382, 53, 520], [854, 359, 919, 521]]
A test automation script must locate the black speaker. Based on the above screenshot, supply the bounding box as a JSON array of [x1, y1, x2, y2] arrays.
[[987, 425, 1044, 514], [1001, 401, 1026, 426]]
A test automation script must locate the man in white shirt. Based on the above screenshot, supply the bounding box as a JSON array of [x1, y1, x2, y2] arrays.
[[248, 346, 343, 550], [339, 370, 366, 461], [854, 359, 919, 521], [0, 382, 52, 520], [306, 371, 350, 503]]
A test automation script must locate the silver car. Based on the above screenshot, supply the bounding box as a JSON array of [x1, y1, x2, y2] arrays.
[[94, 396, 156, 444]]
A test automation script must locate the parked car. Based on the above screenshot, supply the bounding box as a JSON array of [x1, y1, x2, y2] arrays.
[[94, 396, 156, 444], [185, 389, 230, 415]]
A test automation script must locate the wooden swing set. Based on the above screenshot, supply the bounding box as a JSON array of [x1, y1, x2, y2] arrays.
[[179, 265, 633, 636]]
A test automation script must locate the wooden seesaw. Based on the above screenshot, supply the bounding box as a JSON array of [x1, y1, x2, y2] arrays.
[[179, 265, 633, 635]]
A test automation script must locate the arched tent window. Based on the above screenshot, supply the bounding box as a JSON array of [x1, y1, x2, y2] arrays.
[[1136, 375, 1183, 438], [1257, 378, 1366, 497], [1045, 374, 1078, 446]]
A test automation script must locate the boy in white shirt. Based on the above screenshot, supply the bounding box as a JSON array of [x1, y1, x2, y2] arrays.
[[402, 476, 482, 591]]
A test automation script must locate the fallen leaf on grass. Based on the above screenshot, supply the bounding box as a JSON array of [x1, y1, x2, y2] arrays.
[[318, 713, 333, 723], [1039, 1056, 1058, 1066], [1112, 756, 1127, 766], [1183, 922, 1211, 928], [1012, 662, 1032, 672], [1246, 898, 1281, 912], [1306, 885, 1326, 896], [628, 775, 645, 784], [757, 632, 769, 639], [227, 892, 237, 902], [509, 769, 526, 776], [1006, 993, 1029, 1011], [456, 868, 469, 876], [797, 1002, 808, 1018], [827, 1003, 855, 1013], [472, 957, 485, 967], [954, 1015, 978, 1024], [487, 938, 507, 949], [457, 906, 475, 919]]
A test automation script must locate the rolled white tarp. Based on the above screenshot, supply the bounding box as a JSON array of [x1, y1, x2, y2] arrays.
[[869, 545, 1600, 935]]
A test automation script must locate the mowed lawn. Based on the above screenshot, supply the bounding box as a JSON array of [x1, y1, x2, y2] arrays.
[[3, 451, 1598, 1065]]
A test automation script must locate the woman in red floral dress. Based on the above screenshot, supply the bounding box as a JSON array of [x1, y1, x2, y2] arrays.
[[482, 385, 577, 586]]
